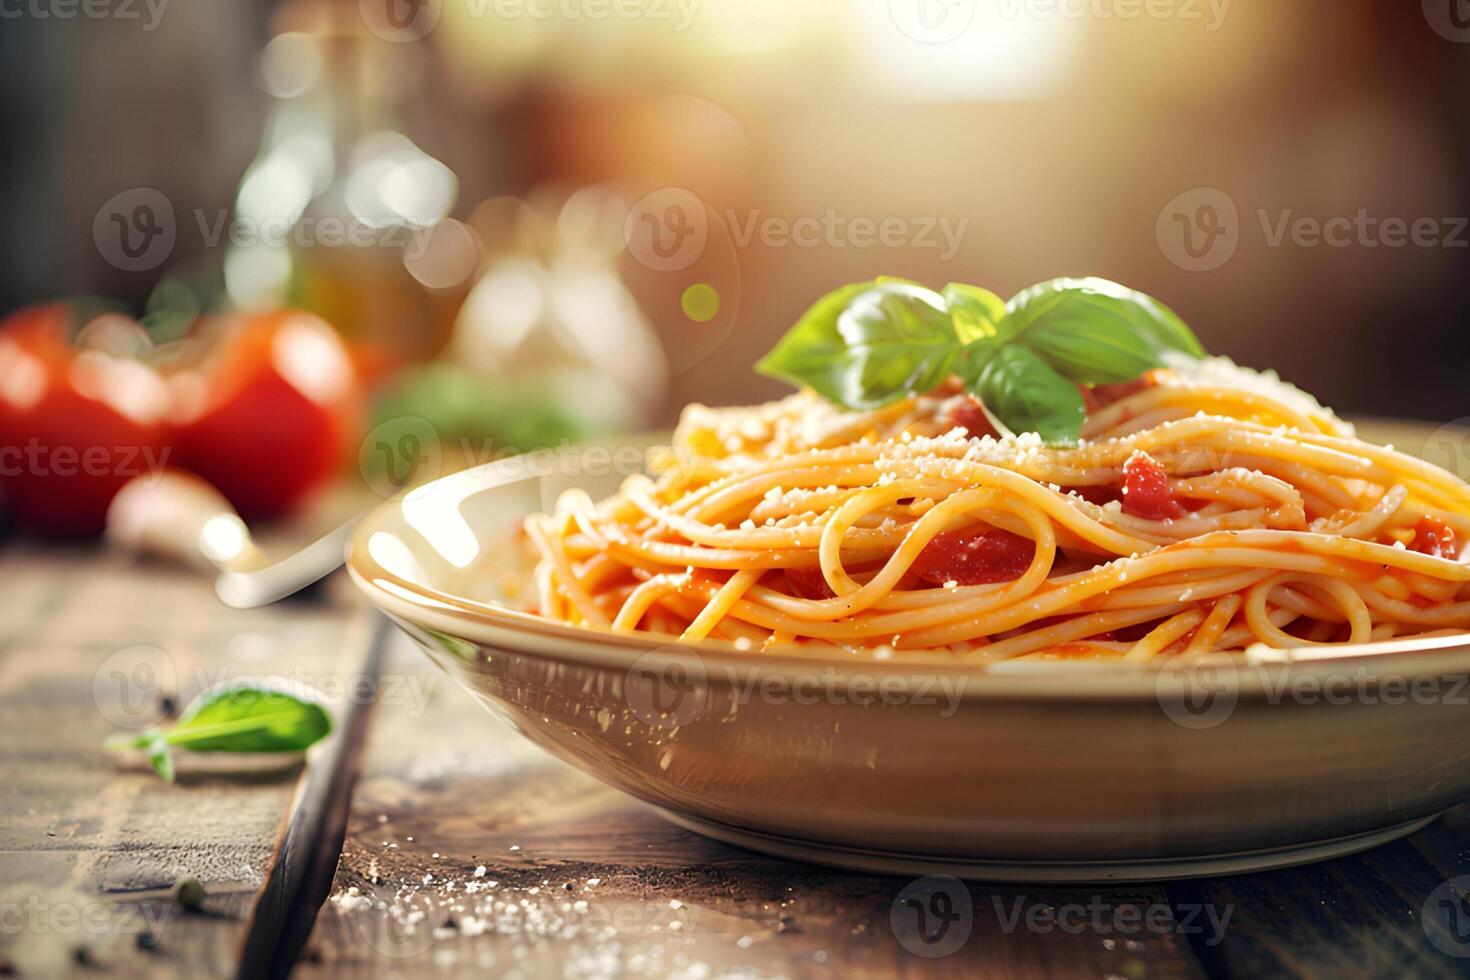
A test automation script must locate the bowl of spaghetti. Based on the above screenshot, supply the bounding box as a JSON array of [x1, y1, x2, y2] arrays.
[[350, 277, 1470, 881]]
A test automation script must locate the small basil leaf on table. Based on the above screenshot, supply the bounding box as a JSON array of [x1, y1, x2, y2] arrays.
[[103, 679, 332, 782], [757, 280, 959, 410], [169, 682, 332, 752], [1005, 277, 1205, 384], [147, 733, 175, 784], [973, 345, 1087, 446]]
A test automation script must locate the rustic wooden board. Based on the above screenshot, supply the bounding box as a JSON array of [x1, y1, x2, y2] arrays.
[[300, 635, 1210, 979], [0, 544, 372, 979]]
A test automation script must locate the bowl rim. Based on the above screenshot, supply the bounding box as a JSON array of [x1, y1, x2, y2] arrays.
[[346, 424, 1470, 699]]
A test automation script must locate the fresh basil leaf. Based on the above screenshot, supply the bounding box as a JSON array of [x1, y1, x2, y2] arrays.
[[972, 345, 1086, 446], [943, 283, 1011, 346], [756, 280, 960, 410], [147, 734, 175, 784], [1005, 277, 1204, 384], [166, 681, 332, 753]]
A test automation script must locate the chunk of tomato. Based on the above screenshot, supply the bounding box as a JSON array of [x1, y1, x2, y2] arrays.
[[942, 395, 998, 439], [910, 528, 1035, 586], [1121, 450, 1180, 520], [784, 565, 835, 599], [1410, 516, 1460, 559]]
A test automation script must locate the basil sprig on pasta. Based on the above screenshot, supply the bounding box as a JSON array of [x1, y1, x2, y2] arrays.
[[756, 276, 1205, 445]]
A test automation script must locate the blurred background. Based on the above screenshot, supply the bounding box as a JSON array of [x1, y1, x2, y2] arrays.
[[1, 0, 1468, 534]]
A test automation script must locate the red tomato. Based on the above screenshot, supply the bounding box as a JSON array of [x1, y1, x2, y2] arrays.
[[910, 528, 1035, 586], [1091, 372, 1160, 408], [0, 304, 172, 536], [171, 311, 362, 521], [942, 395, 999, 439], [1410, 517, 1460, 559], [784, 565, 836, 599], [1121, 451, 1181, 521]]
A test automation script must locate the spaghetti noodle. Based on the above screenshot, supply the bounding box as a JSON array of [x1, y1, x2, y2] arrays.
[[525, 358, 1470, 659]]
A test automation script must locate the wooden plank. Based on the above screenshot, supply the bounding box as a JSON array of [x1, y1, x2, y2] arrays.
[[1164, 806, 1470, 980], [0, 544, 368, 978], [301, 635, 1208, 979]]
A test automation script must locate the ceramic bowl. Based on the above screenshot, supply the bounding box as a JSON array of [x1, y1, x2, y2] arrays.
[[347, 422, 1470, 882]]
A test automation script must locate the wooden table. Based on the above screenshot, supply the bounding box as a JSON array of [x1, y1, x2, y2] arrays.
[[5, 542, 1470, 979]]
